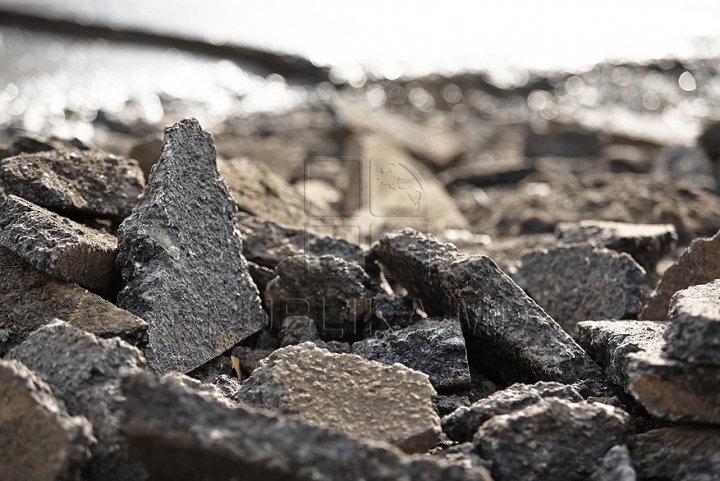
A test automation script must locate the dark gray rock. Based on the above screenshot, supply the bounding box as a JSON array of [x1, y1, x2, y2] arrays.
[[442, 381, 584, 443], [432, 442, 493, 473], [352, 317, 471, 390], [589, 445, 636, 481], [633, 426, 720, 481], [7, 320, 148, 481], [233, 342, 441, 453], [641, 228, 720, 320], [230, 345, 274, 379], [556, 220, 677, 272], [265, 254, 384, 342], [475, 398, 634, 481], [121, 370, 492, 481], [238, 215, 363, 269], [187, 354, 234, 384], [363, 295, 422, 337], [247, 261, 276, 296], [627, 350, 720, 424], [434, 394, 471, 417], [0, 247, 147, 356], [116, 118, 266, 374], [524, 128, 604, 158], [0, 195, 120, 292], [664, 280, 720, 366], [0, 359, 95, 481], [577, 320, 667, 389], [0, 146, 144, 220], [278, 315, 320, 347], [369, 229, 604, 388], [513, 244, 645, 334]]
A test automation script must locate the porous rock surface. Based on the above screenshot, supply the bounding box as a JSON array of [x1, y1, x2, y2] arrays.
[[122, 370, 492, 481], [475, 398, 634, 481], [513, 244, 645, 334], [6, 320, 148, 481], [664, 279, 720, 366], [352, 317, 471, 390], [0, 247, 147, 355], [0, 195, 120, 292], [0, 146, 144, 219], [441, 381, 584, 443], [369, 229, 604, 388], [116, 118, 266, 374], [233, 342, 441, 453], [0, 359, 95, 481]]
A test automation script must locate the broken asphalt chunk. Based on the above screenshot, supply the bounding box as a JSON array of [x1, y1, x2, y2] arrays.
[[116, 118, 266, 374]]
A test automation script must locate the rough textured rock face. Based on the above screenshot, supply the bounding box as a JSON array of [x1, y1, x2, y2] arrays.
[[278, 315, 320, 347], [122, 370, 492, 481], [0, 247, 147, 355], [0, 195, 120, 292], [577, 320, 667, 389], [370, 229, 604, 388], [0, 359, 95, 481], [641, 228, 720, 320], [233, 342, 441, 453], [556, 220, 677, 272], [589, 445, 636, 481], [633, 426, 720, 481], [352, 317, 471, 390], [627, 350, 720, 424], [0, 146, 145, 219], [6, 321, 148, 481], [265, 254, 383, 341], [513, 244, 645, 334], [441, 381, 584, 443], [664, 280, 720, 366], [116, 118, 266, 374], [475, 398, 634, 481]]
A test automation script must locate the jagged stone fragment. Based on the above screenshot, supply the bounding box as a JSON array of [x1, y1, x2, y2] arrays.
[[633, 426, 720, 481], [0, 195, 120, 292], [513, 244, 645, 334], [664, 280, 720, 365], [0, 359, 95, 481], [556, 220, 677, 272], [7, 320, 148, 481], [627, 350, 720, 424], [641, 228, 720, 320], [265, 254, 383, 341], [0, 146, 144, 219], [577, 320, 667, 389], [352, 317, 471, 390], [475, 398, 634, 481], [370, 229, 604, 387], [116, 118, 265, 374], [0, 247, 147, 355], [442, 381, 584, 442], [122, 370, 492, 481], [278, 315, 320, 347], [233, 342, 441, 453], [589, 445, 636, 481]]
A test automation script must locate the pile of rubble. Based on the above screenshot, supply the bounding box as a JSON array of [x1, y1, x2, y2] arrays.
[[1, 114, 719, 481]]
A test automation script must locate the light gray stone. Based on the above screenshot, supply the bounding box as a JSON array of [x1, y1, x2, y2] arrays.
[[116, 118, 266, 374], [589, 445, 636, 481]]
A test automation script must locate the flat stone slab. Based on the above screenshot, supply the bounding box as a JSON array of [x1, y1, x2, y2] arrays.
[[0, 146, 145, 219], [116, 118, 266, 374], [641, 228, 720, 320], [556, 220, 677, 272], [577, 320, 667, 389], [7, 320, 147, 481], [441, 381, 584, 443], [0, 195, 120, 292], [122, 370, 491, 481], [664, 280, 720, 366], [233, 342, 441, 453], [0, 359, 95, 481], [627, 350, 720, 424], [513, 244, 645, 334], [0, 247, 147, 355], [475, 398, 634, 481], [369, 229, 604, 389], [633, 426, 720, 481], [352, 317, 471, 390]]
